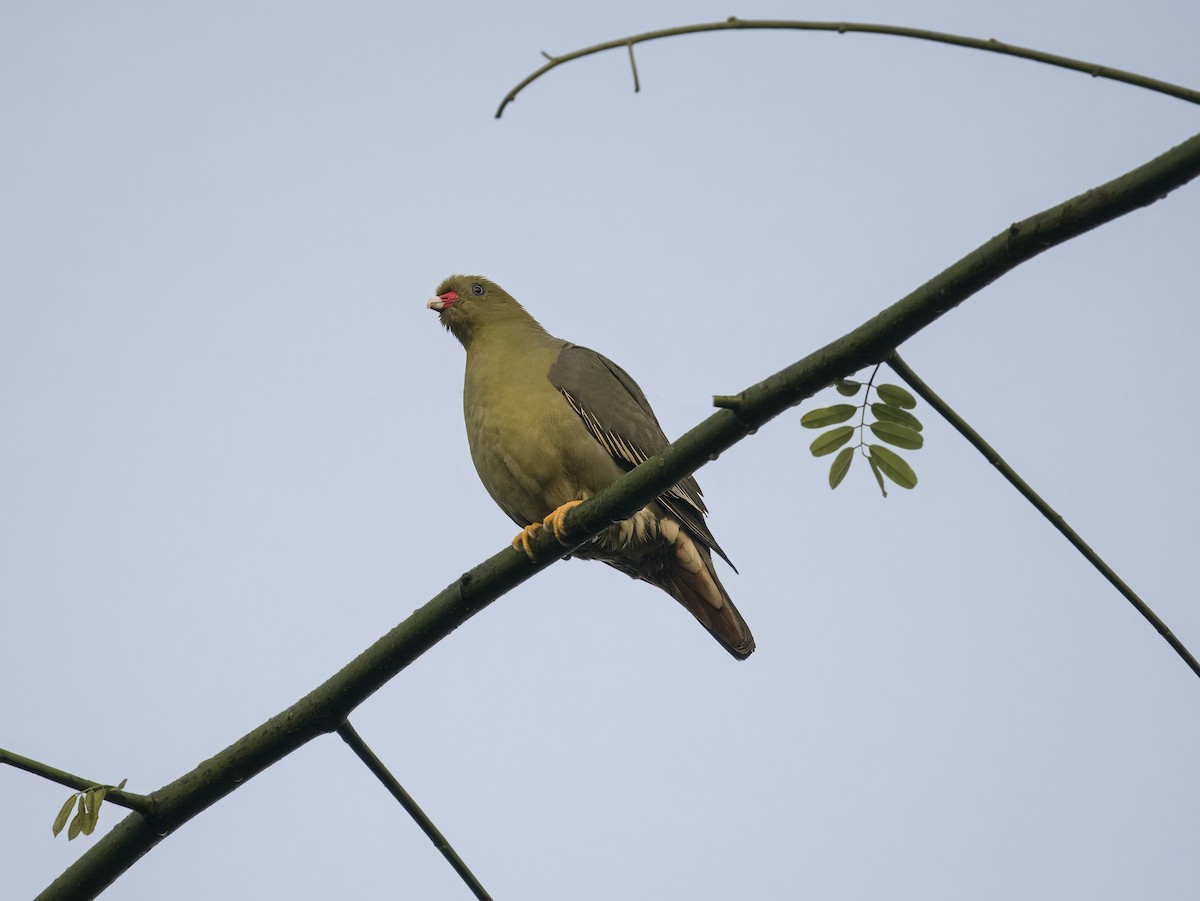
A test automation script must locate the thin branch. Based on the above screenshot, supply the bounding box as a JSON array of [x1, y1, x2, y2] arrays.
[[887, 352, 1200, 681], [337, 722, 493, 901], [35, 131, 1200, 900], [495, 18, 1200, 116], [627, 41, 640, 93], [0, 748, 150, 814]]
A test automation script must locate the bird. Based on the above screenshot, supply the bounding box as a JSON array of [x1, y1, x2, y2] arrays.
[[427, 274, 754, 659]]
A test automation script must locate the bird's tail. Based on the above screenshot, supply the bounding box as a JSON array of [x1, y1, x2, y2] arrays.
[[664, 528, 755, 660]]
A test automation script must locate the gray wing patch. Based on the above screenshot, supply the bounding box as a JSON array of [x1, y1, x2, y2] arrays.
[[549, 345, 735, 569]]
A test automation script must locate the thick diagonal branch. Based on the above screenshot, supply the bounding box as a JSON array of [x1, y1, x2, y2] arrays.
[[36, 131, 1200, 901]]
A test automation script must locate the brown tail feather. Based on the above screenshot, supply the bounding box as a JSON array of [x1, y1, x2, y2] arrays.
[[665, 532, 755, 660], [582, 509, 755, 658]]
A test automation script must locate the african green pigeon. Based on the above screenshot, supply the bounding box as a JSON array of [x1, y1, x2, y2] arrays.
[[427, 275, 754, 659]]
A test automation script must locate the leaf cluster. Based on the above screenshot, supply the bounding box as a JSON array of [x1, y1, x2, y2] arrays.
[[801, 378, 923, 495], [51, 779, 126, 841]]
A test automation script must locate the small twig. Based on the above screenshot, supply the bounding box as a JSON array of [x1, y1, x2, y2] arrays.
[[627, 40, 640, 92], [713, 394, 758, 433], [887, 351, 1200, 681], [0, 747, 150, 814], [337, 721, 493, 901], [857, 363, 885, 461], [495, 19, 1200, 117]]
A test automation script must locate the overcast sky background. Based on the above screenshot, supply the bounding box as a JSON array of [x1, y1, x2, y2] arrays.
[[3, 2, 1198, 899]]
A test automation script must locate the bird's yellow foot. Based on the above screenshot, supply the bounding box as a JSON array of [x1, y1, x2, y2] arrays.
[[542, 499, 584, 545], [512, 522, 543, 560]]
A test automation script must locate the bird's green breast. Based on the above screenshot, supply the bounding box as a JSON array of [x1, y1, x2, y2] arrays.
[[462, 330, 622, 526]]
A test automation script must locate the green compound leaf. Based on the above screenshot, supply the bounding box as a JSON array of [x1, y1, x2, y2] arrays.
[[800, 404, 857, 428], [869, 444, 918, 489], [876, 383, 917, 409], [810, 426, 855, 457], [871, 402, 923, 431], [828, 446, 854, 488], [868, 454, 887, 497], [869, 421, 924, 450], [835, 379, 863, 397], [53, 794, 77, 837]]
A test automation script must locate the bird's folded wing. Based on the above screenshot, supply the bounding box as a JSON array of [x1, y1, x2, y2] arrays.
[[548, 344, 735, 570]]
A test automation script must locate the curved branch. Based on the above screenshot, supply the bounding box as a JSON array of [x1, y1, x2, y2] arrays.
[[496, 18, 1200, 117], [36, 130, 1200, 900]]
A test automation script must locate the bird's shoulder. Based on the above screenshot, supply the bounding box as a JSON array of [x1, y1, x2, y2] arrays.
[[546, 343, 668, 450]]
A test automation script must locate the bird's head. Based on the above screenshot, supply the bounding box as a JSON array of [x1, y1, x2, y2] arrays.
[[427, 275, 540, 348]]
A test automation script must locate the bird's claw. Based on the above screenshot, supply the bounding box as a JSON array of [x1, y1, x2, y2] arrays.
[[543, 499, 584, 546], [512, 522, 542, 560], [512, 500, 585, 560]]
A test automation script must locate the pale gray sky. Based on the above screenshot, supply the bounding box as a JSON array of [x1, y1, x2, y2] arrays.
[[3, 2, 1198, 899]]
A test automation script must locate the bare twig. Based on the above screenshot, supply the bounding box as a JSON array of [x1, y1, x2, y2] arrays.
[[495, 18, 1200, 116], [627, 41, 640, 93], [338, 722, 493, 901], [887, 352, 1200, 681]]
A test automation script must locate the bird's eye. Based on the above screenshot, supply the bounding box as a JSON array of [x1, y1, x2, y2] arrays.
[[470, 283, 484, 296]]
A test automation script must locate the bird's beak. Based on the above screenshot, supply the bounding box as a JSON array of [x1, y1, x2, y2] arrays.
[[427, 291, 458, 312]]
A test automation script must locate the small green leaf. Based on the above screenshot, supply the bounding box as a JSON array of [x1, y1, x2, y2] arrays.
[[869, 445, 918, 489], [828, 447, 854, 488], [117, 778, 128, 790], [869, 421, 924, 450], [800, 404, 857, 428], [871, 403, 923, 431], [67, 796, 86, 840], [53, 794, 77, 837], [876, 383, 917, 409], [82, 788, 107, 835], [80, 791, 97, 836], [835, 379, 862, 397], [868, 454, 887, 497], [810, 426, 855, 457]]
